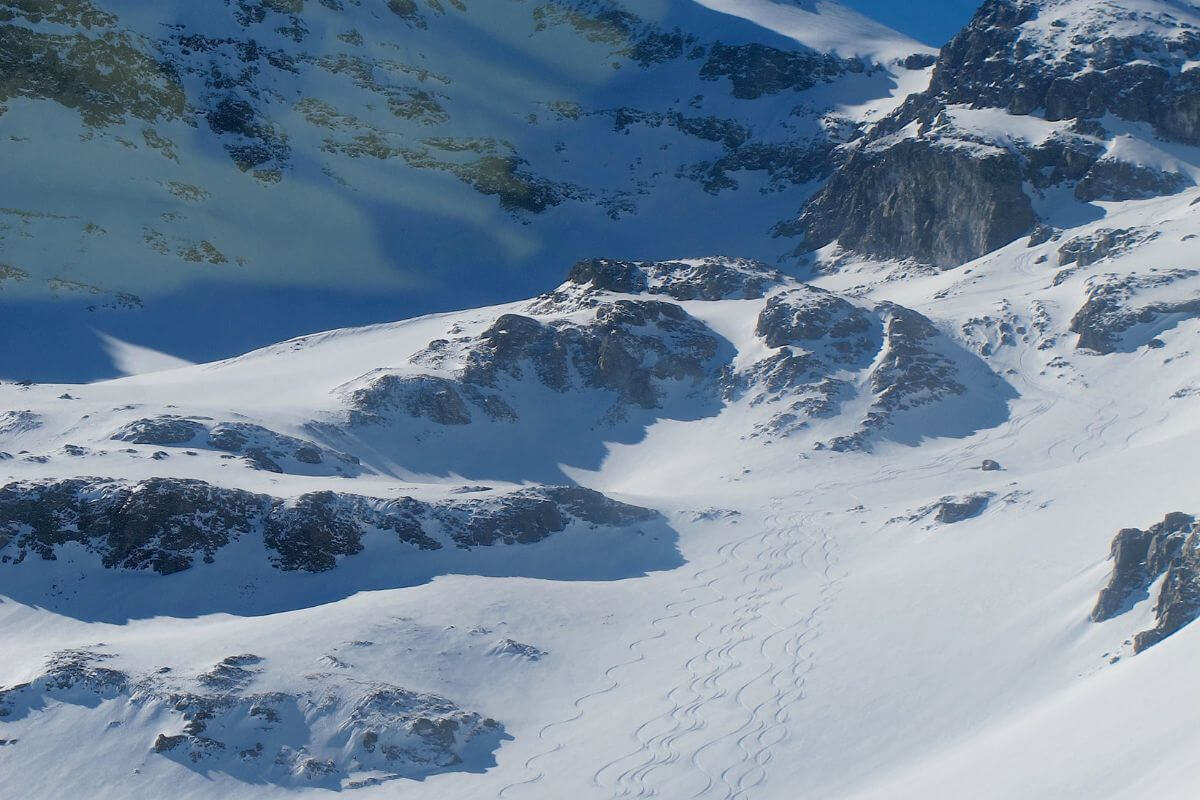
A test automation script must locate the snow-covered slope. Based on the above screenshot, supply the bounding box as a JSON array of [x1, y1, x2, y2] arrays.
[[4, 1, 1200, 798], [4, 170, 1200, 796]]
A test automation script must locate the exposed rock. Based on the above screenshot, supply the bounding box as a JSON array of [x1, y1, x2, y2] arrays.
[[1092, 512, 1200, 652], [1, 650, 505, 785], [562, 256, 785, 302], [787, 138, 1035, 268], [893, 492, 995, 526], [933, 493, 993, 524], [0, 477, 655, 574], [0, 649, 128, 721], [433, 300, 724, 413], [345, 373, 514, 426], [784, 0, 1200, 268], [925, 0, 1200, 144], [0, 477, 269, 574], [1058, 228, 1160, 267], [1074, 159, 1193, 202], [485, 639, 547, 661], [699, 42, 845, 100], [1069, 271, 1200, 354], [981, 459, 1002, 471], [755, 286, 877, 353], [111, 418, 359, 474]]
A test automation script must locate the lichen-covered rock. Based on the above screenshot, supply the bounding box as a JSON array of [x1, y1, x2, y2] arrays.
[[1092, 512, 1200, 652]]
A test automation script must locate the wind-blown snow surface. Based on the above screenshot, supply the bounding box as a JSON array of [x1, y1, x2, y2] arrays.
[[3, 176, 1200, 798]]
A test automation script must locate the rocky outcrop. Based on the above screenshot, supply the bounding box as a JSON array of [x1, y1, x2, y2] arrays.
[[699, 42, 846, 100], [786, 138, 1035, 268], [892, 492, 995, 526], [486, 639, 547, 661], [0, 477, 269, 574], [111, 416, 207, 445], [731, 285, 1009, 445], [932, 493, 993, 524], [1073, 159, 1193, 203], [1057, 228, 1160, 267], [927, 0, 1200, 144], [782, 0, 1200, 268], [0, 649, 504, 786], [393, 298, 726, 422], [1069, 271, 1200, 353], [1092, 512, 1200, 652], [755, 285, 877, 352], [564, 257, 784, 302], [111, 417, 363, 475], [0, 477, 656, 574], [344, 373, 515, 427]]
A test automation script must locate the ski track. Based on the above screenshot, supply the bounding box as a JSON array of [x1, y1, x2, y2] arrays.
[[570, 502, 842, 799]]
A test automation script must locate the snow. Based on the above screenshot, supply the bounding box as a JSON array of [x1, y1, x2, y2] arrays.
[[4, 177, 1200, 797], [690, 0, 936, 64], [4, 1, 1200, 798]]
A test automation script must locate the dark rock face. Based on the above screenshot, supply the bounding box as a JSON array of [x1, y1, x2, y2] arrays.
[[0, 477, 268, 574], [736, 286, 1008, 446], [1069, 271, 1200, 354], [444, 486, 655, 548], [788, 139, 1036, 268], [1074, 159, 1193, 202], [1, 649, 505, 785], [1092, 512, 1200, 652], [699, 42, 845, 100], [782, 0, 1200, 268], [0, 477, 656, 574], [981, 459, 1002, 471], [928, 0, 1200, 144]]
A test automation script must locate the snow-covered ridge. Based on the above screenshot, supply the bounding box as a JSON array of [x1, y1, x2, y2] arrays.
[[689, 0, 935, 63]]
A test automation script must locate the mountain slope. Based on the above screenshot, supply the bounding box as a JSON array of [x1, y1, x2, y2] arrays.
[[0, 0, 932, 380], [4, 1, 1200, 798]]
